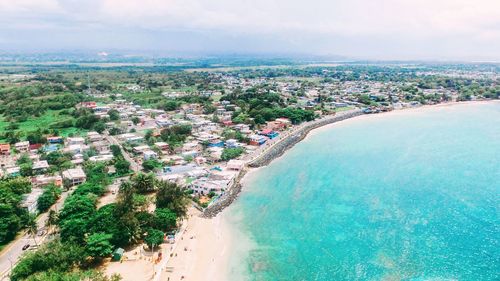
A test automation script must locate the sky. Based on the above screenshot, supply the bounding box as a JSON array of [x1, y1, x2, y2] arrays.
[[0, 0, 499, 61]]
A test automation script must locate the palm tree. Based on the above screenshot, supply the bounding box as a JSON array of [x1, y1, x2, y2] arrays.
[[155, 180, 190, 219], [45, 210, 58, 235], [132, 172, 156, 193], [26, 214, 38, 246]]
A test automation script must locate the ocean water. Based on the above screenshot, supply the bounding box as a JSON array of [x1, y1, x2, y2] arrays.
[[226, 102, 500, 281]]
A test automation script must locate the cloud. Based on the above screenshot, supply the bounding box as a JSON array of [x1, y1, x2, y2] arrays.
[[0, 0, 499, 60]]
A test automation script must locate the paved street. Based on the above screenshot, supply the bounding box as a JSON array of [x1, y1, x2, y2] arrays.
[[104, 133, 141, 172], [0, 189, 71, 280], [0, 175, 127, 280]]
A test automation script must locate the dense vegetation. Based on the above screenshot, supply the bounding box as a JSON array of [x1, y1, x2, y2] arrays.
[[10, 165, 189, 280], [0, 178, 31, 244]]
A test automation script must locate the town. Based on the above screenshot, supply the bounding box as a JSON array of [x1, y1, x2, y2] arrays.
[[0, 62, 498, 280]]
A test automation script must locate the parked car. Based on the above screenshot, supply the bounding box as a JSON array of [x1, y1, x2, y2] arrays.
[[22, 244, 30, 251]]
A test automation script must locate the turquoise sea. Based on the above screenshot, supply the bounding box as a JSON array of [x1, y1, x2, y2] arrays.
[[226, 102, 500, 281]]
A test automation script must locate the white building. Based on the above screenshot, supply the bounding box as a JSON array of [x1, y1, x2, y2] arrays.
[[62, 167, 87, 186]]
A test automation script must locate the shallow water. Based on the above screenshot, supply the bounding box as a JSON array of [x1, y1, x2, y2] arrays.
[[227, 103, 500, 281]]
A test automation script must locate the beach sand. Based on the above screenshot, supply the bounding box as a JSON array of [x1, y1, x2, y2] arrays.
[[160, 208, 232, 281], [307, 101, 498, 139]]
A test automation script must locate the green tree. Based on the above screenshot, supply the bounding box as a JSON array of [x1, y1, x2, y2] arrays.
[[221, 147, 245, 161], [0, 177, 32, 195], [86, 232, 114, 260], [144, 228, 164, 248], [26, 213, 38, 246], [24, 270, 122, 281], [155, 181, 189, 218], [0, 188, 28, 243], [37, 184, 61, 213], [142, 159, 162, 172], [108, 109, 120, 121], [20, 163, 33, 177], [131, 172, 156, 193], [88, 204, 131, 247], [10, 240, 85, 281], [110, 144, 122, 157], [154, 208, 177, 232], [114, 158, 130, 175], [46, 210, 58, 234]]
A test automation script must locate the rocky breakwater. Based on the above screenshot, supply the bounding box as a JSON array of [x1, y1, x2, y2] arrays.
[[201, 168, 247, 218], [248, 110, 364, 168], [202, 109, 364, 218]]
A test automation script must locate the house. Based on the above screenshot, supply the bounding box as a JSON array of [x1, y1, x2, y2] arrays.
[[5, 166, 20, 177], [0, 143, 10, 155], [225, 139, 240, 148], [189, 179, 222, 195], [33, 174, 62, 188], [182, 142, 202, 152], [155, 117, 173, 127], [190, 172, 236, 195], [87, 132, 103, 142], [71, 158, 84, 165], [89, 154, 114, 163], [62, 167, 87, 186], [181, 150, 199, 158], [32, 160, 50, 172], [227, 160, 245, 171], [91, 141, 110, 153], [20, 188, 44, 213], [207, 147, 224, 161], [275, 118, 292, 127], [94, 106, 110, 113], [207, 139, 225, 148], [222, 120, 233, 126], [133, 145, 150, 154], [77, 101, 97, 109], [29, 143, 43, 151], [47, 136, 63, 144], [194, 156, 207, 165], [64, 144, 89, 155], [154, 142, 170, 152], [120, 133, 143, 143], [66, 137, 85, 146], [143, 150, 158, 160], [259, 129, 279, 139], [249, 135, 267, 146], [15, 141, 30, 152]]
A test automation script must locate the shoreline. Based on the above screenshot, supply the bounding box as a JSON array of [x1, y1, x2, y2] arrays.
[[202, 100, 498, 219], [202, 108, 365, 218], [154, 100, 498, 281]]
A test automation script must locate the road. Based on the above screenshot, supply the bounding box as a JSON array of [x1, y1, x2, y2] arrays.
[[104, 133, 141, 172], [0, 175, 128, 280], [0, 188, 72, 280]]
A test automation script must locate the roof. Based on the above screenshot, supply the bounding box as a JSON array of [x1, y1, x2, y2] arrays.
[[15, 141, 30, 147], [62, 167, 86, 179], [0, 143, 10, 149], [32, 160, 49, 169]]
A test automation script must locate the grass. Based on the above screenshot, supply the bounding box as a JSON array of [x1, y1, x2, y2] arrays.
[[0, 110, 87, 141]]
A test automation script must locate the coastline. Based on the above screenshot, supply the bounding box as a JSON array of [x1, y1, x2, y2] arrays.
[[175, 100, 498, 281], [202, 108, 365, 218]]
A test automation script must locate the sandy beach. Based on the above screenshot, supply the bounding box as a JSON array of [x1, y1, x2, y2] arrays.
[[103, 207, 232, 281], [106, 101, 499, 281], [160, 208, 232, 281], [307, 100, 499, 139]]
